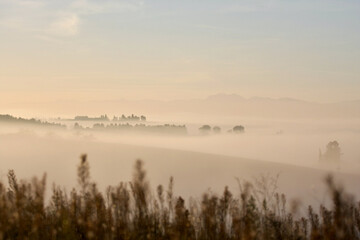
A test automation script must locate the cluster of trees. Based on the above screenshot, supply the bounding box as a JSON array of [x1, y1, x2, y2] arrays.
[[319, 141, 342, 163], [74, 122, 187, 135], [0, 156, 359, 239], [0, 114, 66, 128], [112, 114, 146, 122], [199, 125, 245, 134], [72, 114, 146, 122], [74, 115, 110, 121]]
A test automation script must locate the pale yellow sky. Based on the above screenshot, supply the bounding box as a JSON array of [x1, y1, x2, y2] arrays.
[[0, 0, 359, 104]]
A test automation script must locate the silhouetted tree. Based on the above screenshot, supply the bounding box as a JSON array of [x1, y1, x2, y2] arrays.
[[199, 125, 211, 134], [233, 125, 245, 133], [319, 141, 342, 162]]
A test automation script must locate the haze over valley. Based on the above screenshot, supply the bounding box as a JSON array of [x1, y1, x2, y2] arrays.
[[1, 0, 360, 238]]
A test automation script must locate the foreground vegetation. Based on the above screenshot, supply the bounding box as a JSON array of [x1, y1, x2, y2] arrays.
[[0, 156, 359, 240]]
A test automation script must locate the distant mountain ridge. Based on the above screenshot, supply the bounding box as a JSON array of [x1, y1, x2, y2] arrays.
[[145, 94, 360, 118], [206, 94, 311, 103]]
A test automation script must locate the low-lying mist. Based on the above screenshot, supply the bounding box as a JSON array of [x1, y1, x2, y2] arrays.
[[1, 115, 360, 211]]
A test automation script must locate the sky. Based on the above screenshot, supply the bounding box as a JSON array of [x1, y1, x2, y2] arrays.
[[0, 0, 359, 103]]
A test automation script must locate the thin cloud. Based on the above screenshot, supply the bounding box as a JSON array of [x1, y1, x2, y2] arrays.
[[0, 0, 144, 39], [51, 13, 80, 36], [71, 0, 144, 14]]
